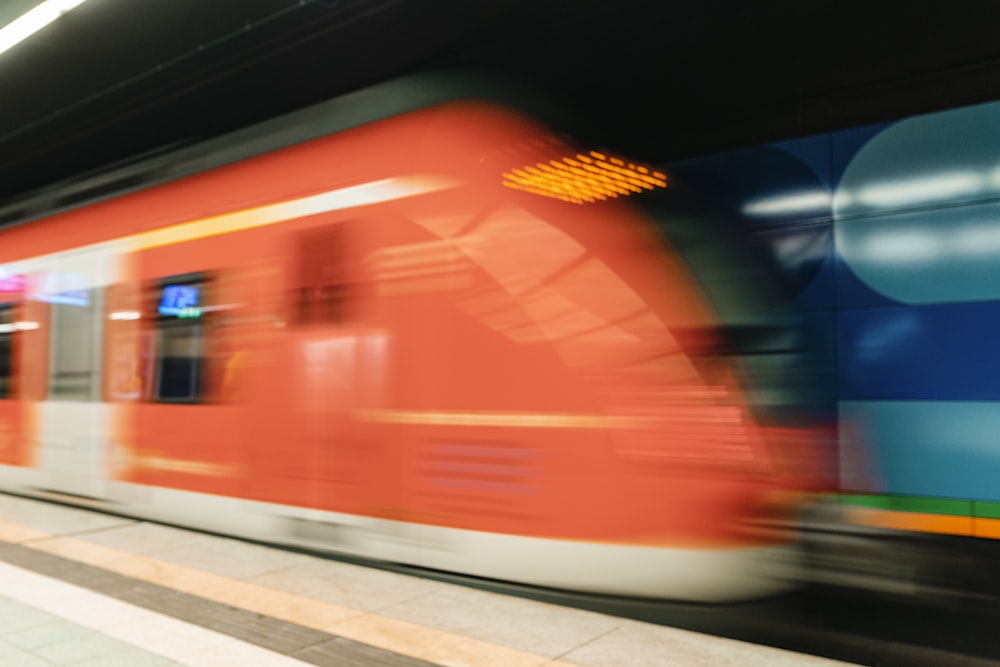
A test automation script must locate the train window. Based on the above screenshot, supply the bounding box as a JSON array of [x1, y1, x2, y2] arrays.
[[0, 305, 12, 399], [49, 288, 102, 401], [294, 223, 357, 326], [152, 274, 209, 403]]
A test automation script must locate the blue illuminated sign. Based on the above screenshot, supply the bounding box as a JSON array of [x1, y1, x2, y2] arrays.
[[158, 284, 201, 317]]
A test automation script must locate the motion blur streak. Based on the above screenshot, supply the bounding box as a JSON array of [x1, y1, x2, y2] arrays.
[[0, 79, 821, 602], [357, 409, 647, 428], [126, 175, 460, 252]]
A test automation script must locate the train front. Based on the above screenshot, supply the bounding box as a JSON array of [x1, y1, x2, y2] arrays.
[[336, 99, 830, 602]]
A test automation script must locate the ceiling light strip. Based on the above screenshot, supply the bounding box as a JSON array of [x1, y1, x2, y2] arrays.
[[0, 0, 88, 57]]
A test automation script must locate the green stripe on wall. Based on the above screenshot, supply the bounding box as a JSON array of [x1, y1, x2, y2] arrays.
[[839, 494, 894, 510], [840, 494, 972, 516], [973, 501, 1000, 519]]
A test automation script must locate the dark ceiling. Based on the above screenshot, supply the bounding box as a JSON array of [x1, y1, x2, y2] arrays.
[[3, 0, 1000, 207]]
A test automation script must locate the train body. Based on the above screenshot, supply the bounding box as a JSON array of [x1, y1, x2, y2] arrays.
[[0, 79, 814, 601]]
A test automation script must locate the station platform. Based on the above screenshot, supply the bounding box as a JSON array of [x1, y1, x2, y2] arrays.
[[0, 493, 852, 666]]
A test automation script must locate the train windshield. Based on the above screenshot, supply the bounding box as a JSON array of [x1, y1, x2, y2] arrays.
[[642, 184, 823, 427]]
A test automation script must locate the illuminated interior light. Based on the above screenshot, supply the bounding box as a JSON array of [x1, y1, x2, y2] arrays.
[[862, 231, 941, 262], [565, 176, 623, 197], [581, 162, 647, 191], [620, 175, 652, 190], [854, 171, 983, 207], [37, 292, 89, 306], [0, 321, 40, 333], [0, 0, 89, 56], [953, 225, 1000, 255], [199, 303, 243, 313], [109, 310, 141, 320], [589, 182, 628, 197], [552, 164, 630, 196], [592, 159, 648, 184], [503, 150, 666, 204], [575, 164, 640, 193], [0, 273, 28, 293], [538, 164, 564, 177], [742, 191, 831, 216], [557, 161, 595, 178]]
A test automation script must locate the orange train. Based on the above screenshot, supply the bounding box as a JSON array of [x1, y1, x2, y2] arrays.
[[0, 78, 817, 601]]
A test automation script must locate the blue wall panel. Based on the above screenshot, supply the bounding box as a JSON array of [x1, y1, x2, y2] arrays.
[[836, 202, 1000, 306], [666, 96, 1000, 503], [838, 302, 1000, 401], [841, 401, 1000, 501]]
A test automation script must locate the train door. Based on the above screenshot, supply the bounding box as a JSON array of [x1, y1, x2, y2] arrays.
[[34, 246, 117, 498], [0, 271, 32, 476], [284, 220, 393, 520]]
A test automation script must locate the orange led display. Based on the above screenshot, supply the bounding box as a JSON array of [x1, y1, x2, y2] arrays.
[[502, 151, 667, 204]]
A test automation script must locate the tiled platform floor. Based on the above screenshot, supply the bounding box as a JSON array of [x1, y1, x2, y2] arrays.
[[0, 593, 181, 667], [0, 493, 855, 666]]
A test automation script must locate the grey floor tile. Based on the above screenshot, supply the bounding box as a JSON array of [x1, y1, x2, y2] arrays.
[[380, 585, 621, 657], [250, 559, 438, 612], [153, 535, 313, 580], [69, 647, 179, 667], [5, 620, 91, 650], [562, 620, 851, 667], [33, 633, 133, 665], [0, 642, 21, 659], [0, 651, 56, 666]]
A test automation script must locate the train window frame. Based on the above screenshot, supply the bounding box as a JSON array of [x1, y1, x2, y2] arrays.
[[150, 272, 212, 405], [47, 286, 103, 402], [293, 221, 362, 327], [0, 304, 14, 399]]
